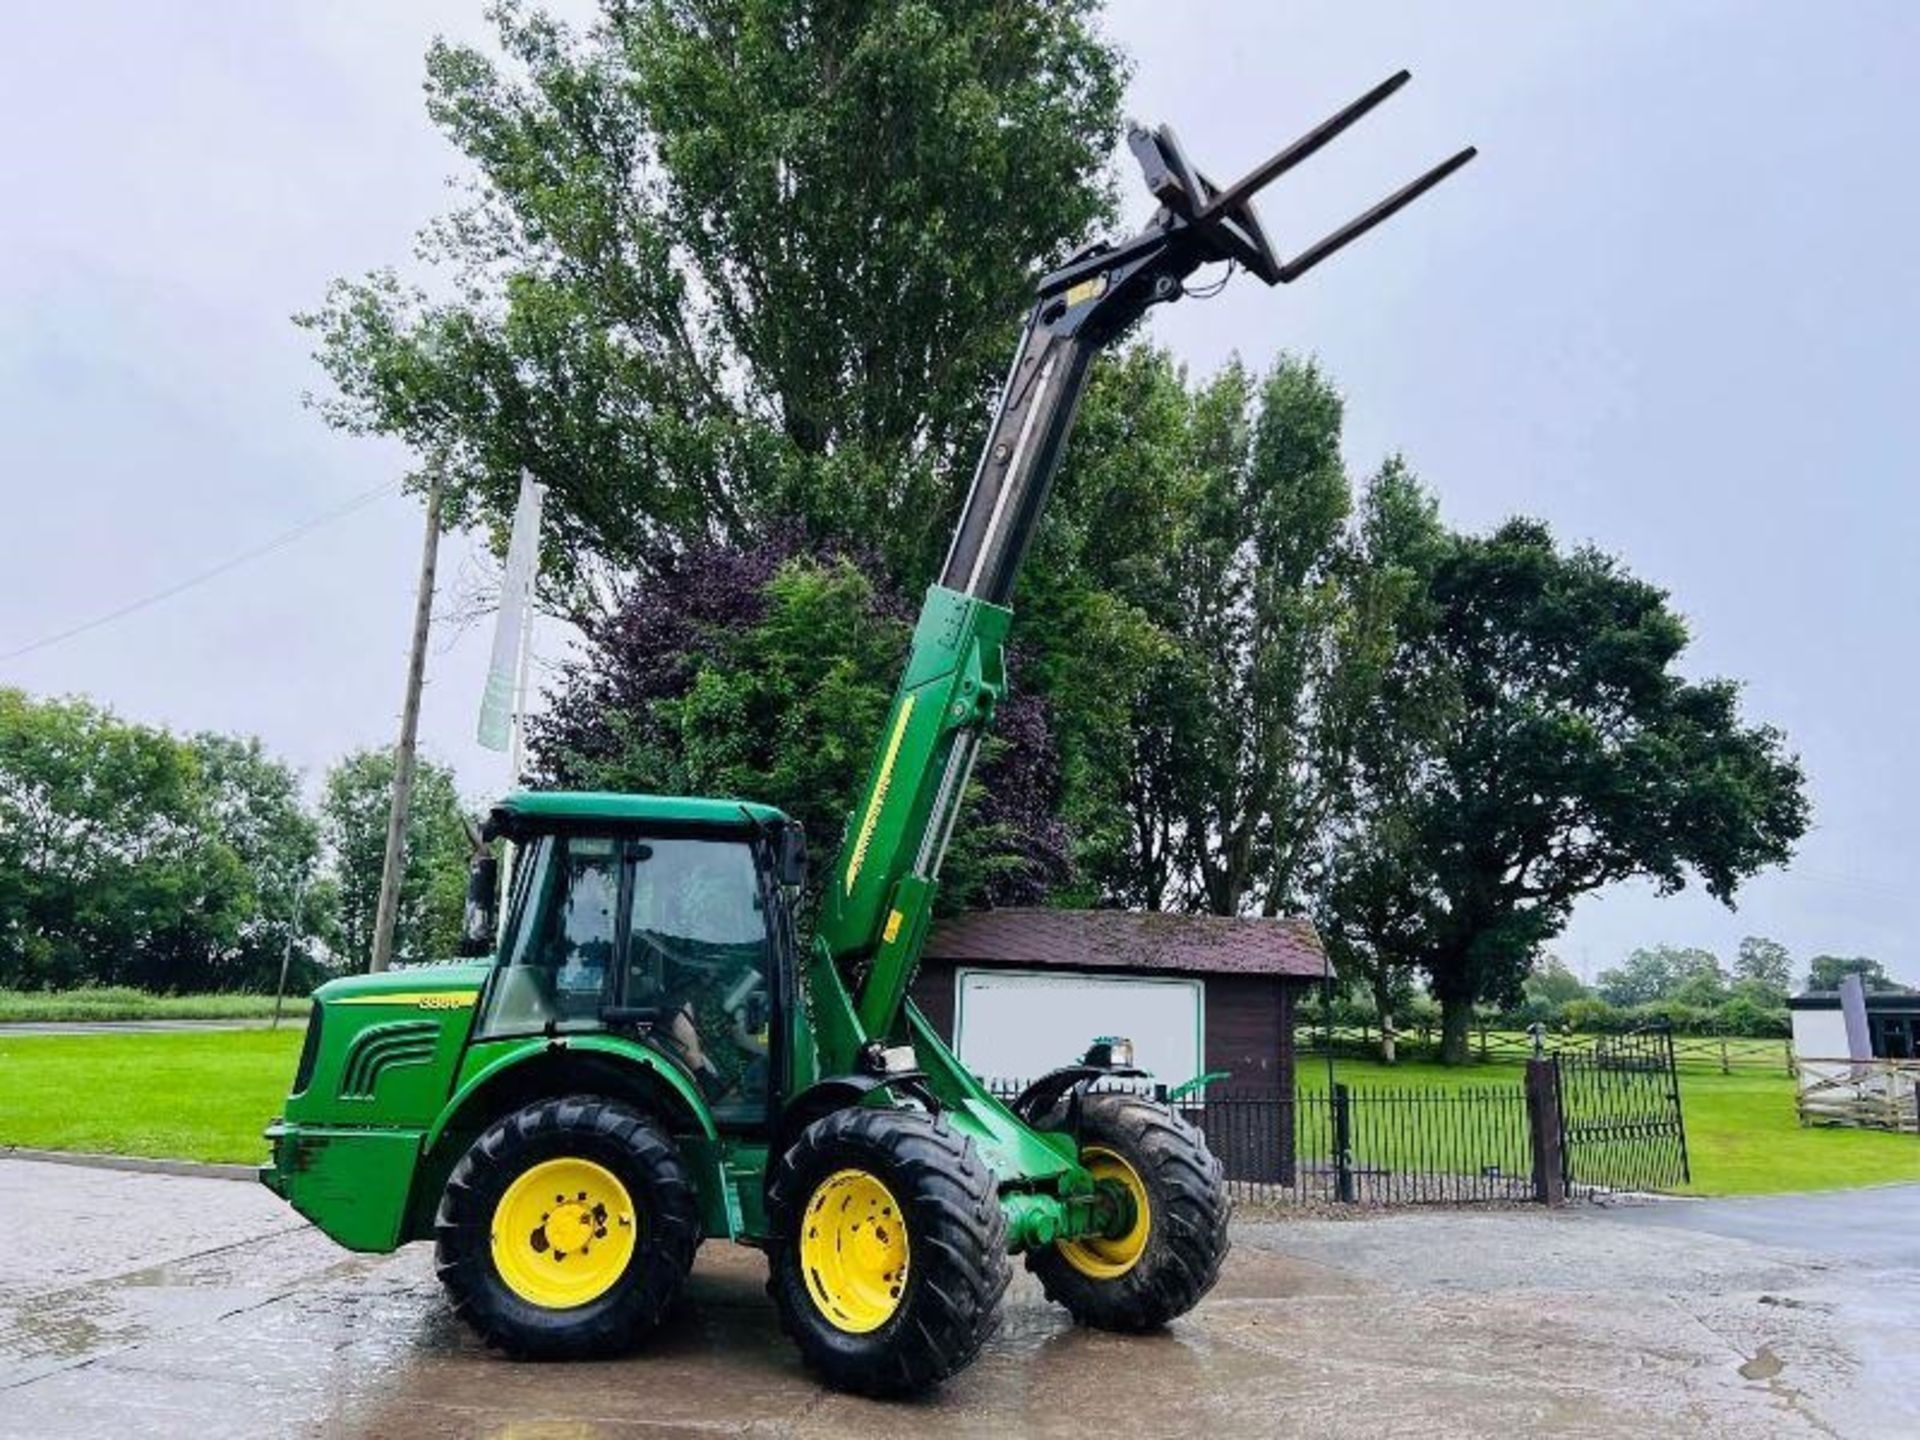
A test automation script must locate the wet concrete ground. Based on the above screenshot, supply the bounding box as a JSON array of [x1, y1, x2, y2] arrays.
[[3, 1158, 1914, 1438]]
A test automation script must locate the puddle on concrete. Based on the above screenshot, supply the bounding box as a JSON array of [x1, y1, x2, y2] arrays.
[[0, 1287, 148, 1369], [1738, 1344, 1784, 1381]]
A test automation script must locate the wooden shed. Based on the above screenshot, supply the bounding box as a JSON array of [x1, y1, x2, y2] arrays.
[[1789, 989, 1920, 1060], [910, 908, 1326, 1095]]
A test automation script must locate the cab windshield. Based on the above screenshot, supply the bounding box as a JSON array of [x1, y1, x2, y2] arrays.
[[477, 832, 774, 1123]]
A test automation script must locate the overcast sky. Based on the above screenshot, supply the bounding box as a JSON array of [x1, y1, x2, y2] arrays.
[[2, 2, 1914, 985]]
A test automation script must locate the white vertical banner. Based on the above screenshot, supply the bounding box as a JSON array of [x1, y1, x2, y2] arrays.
[[477, 470, 546, 753]]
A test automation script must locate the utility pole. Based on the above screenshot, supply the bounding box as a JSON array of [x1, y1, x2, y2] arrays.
[[370, 471, 443, 973], [271, 877, 308, 1030]]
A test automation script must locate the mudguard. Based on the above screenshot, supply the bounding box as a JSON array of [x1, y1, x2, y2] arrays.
[[423, 1033, 721, 1154]]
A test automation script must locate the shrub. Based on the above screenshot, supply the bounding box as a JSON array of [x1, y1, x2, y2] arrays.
[[1559, 997, 1626, 1033], [1712, 994, 1790, 1038]]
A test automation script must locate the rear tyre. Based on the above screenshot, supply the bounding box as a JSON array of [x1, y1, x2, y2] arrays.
[[1026, 1090, 1229, 1331], [434, 1095, 699, 1359], [765, 1106, 1010, 1396]]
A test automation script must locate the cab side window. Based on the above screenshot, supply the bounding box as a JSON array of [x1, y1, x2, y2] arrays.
[[478, 838, 618, 1037]]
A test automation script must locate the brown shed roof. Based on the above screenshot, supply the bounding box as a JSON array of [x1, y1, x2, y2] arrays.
[[924, 908, 1326, 981]]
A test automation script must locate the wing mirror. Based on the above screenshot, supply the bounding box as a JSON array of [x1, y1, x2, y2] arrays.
[[458, 851, 500, 956], [777, 823, 808, 888]]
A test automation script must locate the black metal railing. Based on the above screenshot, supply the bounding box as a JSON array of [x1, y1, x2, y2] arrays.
[[1288, 1083, 1536, 1205], [1555, 1025, 1691, 1193], [985, 1077, 1536, 1206], [982, 1027, 1690, 1207]]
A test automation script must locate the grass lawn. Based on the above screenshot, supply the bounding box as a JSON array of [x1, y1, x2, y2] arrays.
[[0, 1028, 304, 1163], [2, 1030, 1915, 1196], [1301, 1056, 1920, 1196], [0, 987, 309, 1023]]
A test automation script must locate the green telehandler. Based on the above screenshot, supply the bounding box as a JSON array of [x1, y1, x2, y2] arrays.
[[262, 74, 1472, 1395]]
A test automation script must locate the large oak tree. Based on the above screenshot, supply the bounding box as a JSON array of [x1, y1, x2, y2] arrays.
[[1337, 517, 1809, 1062]]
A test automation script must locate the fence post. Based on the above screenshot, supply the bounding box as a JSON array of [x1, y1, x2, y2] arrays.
[[1477, 1019, 1488, 1061], [1332, 1083, 1355, 1203], [1280, 1091, 1297, 1188], [1525, 1058, 1566, 1205], [1663, 1028, 1692, 1185], [1719, 1034, 1730, 1075]]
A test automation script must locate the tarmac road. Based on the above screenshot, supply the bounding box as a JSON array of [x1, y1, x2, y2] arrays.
[[2, 1158, 1914, 1439], [1601, 1181, 1920, 1268]]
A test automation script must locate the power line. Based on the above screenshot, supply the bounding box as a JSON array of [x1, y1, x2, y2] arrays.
[[1, 479, 403, 663], [1772, 866, 1913, 905]]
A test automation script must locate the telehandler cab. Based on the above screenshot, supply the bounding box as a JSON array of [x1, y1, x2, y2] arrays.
[[263, 74, 1472, 1394]]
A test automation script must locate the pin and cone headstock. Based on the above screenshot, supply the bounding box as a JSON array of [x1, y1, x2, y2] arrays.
[[1036, 69, 1466, 336], [1043, 70, 1473, 324], [1126, 70, 1475, 287]]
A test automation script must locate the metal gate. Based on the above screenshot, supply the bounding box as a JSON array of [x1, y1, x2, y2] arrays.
[[1554, 1025, 1690, 1194]]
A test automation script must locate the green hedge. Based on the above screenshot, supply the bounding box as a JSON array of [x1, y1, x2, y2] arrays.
[[0, 988, 310, 1023], [1299, 988, 1789, 1040]]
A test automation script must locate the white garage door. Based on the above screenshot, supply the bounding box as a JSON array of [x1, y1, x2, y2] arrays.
[[952, 968, 1203, 1088], [1790, 1006, 1849, 1059]]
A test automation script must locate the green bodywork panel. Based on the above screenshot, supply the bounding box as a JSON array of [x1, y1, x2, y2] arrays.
[[261, 1124, 426, 1251], [494, 790, 788, 830], [285, 963, 491, 1130], [439, 1035, 720, 1147], [263, 963, 487, 1249], [903, 1002, 1080, 1179], [813, 588, 1011, 1034]]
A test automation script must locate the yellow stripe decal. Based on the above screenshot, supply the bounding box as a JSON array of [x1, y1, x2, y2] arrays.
[[845, 696, 916, 896], [1064, 274, 1108, 308], [333, 991, 478, 1010]]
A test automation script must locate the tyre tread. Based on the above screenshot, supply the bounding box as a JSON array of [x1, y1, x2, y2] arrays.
[[433, 1094, 699, 1360], [1025, 1091, 1230, 1331], [765, 1106, 1009, 1396]]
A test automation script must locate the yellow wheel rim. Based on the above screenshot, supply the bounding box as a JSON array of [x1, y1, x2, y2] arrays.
[[491, 1157, 638, 1309], [799, 1168, 910, 1334], [1058, 1145, 1151, 1280]]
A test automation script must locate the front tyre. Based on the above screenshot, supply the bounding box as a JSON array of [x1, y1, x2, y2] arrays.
[[766, 1107, 1010, 1396], [434, 1095, 699, 1359], [1027, 1090, 1230, 1331]]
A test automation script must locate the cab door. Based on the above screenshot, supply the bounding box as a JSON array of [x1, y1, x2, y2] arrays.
[[617, 834, 777, 1132]]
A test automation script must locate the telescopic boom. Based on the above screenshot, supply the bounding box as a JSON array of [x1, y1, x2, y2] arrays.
[[807, 74, 1475, 1074]]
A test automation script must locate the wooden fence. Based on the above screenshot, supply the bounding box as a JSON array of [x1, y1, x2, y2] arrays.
[[1305, 1023, 1793, 1075], [1793, 1057, 1920, 1132]]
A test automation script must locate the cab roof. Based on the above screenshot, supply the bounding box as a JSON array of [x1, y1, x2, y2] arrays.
[[492, 790, 790, 831]]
